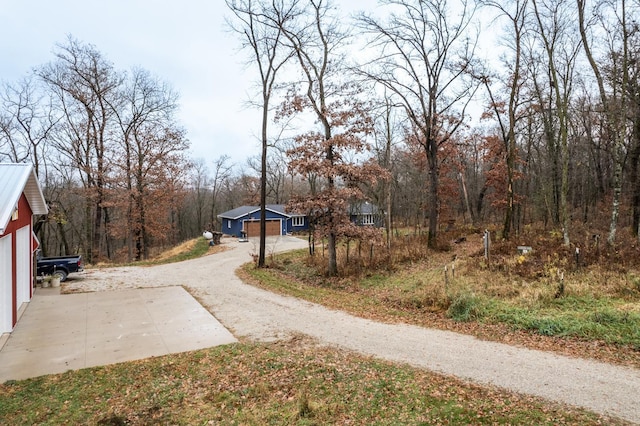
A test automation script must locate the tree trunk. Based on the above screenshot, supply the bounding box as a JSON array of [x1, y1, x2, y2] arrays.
[[578, 0, 629, 245], [631, 116, 640, 236], [85, 199, 93, 263], [503, 129, 516, 240], [258, 100, 268, 268], [427, 137, 439, 248], [326, 141, 338, 276], [328, 231, 338, 276], [459, 172, 474, 225], [56, 218, 70, 256], [608, 155, 624, 245], [560, 123, 570, 247]]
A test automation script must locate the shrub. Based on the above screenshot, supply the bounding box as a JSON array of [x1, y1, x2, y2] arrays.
[[446, 294, 485, 322], [530, 318, 566, 336]]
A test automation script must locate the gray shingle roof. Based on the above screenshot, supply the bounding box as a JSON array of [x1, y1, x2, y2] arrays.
[[349, 202, 379, 215], [218, 203, 379, 220], [217, 204, 290, 219]]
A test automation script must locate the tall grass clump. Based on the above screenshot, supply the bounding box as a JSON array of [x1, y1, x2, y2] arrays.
[[250, 225, 640, 354], [446, 293, 486, 322]]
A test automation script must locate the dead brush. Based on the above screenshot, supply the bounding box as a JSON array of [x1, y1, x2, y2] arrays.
[[389, 233, 432, 263], [295, 386, 313, 420], [292, 224, 640, 307], [334, 239, 395, 277], [566, 267, 640, 299], [302, 232, 456, 278], [380, 279, 450, 312]]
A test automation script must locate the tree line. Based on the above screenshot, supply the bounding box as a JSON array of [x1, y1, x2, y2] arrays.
[[225, 0, 640, 275], [1, 37, 189, 263], [1, 0, 639, 271]]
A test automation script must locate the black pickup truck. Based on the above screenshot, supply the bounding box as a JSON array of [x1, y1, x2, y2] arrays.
[[36, 252, 83, 282]]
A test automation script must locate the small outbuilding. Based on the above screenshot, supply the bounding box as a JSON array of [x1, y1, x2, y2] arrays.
[[0, 163, 48, 335]]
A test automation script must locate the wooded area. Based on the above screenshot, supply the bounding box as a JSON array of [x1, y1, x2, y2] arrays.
[[1, 0, 639, 267]]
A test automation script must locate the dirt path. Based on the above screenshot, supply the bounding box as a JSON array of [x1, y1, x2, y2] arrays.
[[66, 236, 640, 424]]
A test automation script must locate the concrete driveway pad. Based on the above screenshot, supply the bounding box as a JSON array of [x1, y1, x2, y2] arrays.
[[0, 286, 237, 382]]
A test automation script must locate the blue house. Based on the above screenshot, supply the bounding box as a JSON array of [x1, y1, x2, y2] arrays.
[[218, 203, 383, 237], [218, 205, 307, 237], [348, 202, 384, 227]]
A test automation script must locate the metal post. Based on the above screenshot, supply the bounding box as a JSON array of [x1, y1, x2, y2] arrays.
[[483, 229, 490, 260]]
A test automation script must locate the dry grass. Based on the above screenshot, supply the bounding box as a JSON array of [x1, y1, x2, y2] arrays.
[[249, 225, 640, 368], [151, 239, 198, 261], [89, 238, 229, 268], [0, 338, 623, 425]]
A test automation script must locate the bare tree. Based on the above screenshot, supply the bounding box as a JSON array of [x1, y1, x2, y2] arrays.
[[190, 158, 211, 233], [530, 0, 582, 246], [627, 15, 640, 236], [277, 0, 386, 276], [32, 37, 191, 262], [108, 67, 185, 260], [0, 77, 59, 248], [209, 154, 234, 230], [476, 0, 529, 240], [372, 93, 402, 249], [226, 0, 299, 267], [37, 36, 123, 263], [247, 147, 289, 203], [578, 0, 633, 244], [0, 77, 58, 173], [358, 0, 478, 247]]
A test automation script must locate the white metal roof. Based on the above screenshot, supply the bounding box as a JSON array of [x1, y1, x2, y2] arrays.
[[0, 163, 48, 234]]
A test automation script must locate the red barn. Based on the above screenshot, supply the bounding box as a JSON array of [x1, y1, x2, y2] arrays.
[[0, 163, 48, 335]]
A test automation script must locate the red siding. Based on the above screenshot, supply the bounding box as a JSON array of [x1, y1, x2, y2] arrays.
[[3, 194, 33, 236], [1, 194, 34, 329]]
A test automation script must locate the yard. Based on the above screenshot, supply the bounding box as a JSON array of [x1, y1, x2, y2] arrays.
[[0, 232, 637, 424], [0, 339, 622, 425], [241, 226, 640, 368]]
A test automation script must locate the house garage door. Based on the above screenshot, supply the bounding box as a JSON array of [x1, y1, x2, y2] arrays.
[[0, 234, 12, 333], [244, 220, 281, 237]]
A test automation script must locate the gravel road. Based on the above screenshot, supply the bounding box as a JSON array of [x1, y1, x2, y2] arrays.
[[65, 236, 640, 424]]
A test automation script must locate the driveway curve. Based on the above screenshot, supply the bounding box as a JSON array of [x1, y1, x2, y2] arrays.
[[66, 236, 640, 424]]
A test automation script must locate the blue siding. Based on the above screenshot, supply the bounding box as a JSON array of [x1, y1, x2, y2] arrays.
[[220, 207, 293, 237], [221, 218, 243, 236], [219, 204, 381, 237], [289, 216, 308, 233]]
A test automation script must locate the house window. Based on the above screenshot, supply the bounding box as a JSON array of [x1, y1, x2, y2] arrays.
[[292, 216, 304, 227], [227, 220, 231, 229], [361, 214, 374, 225]]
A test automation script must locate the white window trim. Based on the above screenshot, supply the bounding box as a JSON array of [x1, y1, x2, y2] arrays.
[[361, 214, 374, 225], [292, 216, 304, 227]]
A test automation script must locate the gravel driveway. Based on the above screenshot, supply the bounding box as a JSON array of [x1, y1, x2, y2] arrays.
[[66, 236, 640, 424]]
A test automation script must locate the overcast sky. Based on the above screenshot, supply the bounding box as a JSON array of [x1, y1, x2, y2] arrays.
[[0, 1, 383, 168]]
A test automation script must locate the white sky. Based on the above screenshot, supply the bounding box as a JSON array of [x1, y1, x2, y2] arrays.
[[0, 1, 496, 168], [0, 0, 379, 168]]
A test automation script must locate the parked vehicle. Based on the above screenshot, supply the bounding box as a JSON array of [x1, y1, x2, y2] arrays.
[[36, 251, 83, 282]]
